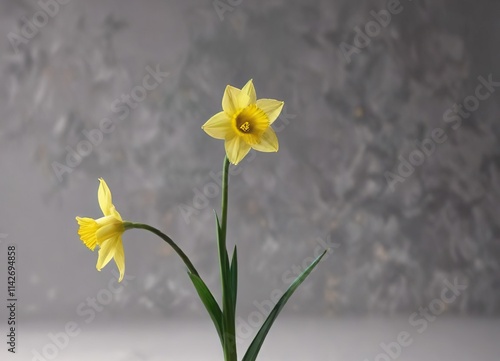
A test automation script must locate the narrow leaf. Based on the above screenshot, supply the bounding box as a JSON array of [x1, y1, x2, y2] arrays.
[[230, 245, 238, 312], [214, 211, 234, 356], [242, 250, 327, 361], [188, 272, 224, 345], [214, 212, 230, 274]]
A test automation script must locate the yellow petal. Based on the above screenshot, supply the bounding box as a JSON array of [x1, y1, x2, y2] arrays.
[[222, 85, 250, 114], [110, 206, 122, 221], [96, 219, 124, 245], [98, 178, 113, 216], [113, 241, 125, 282], [76, 217, 98, 251], [97, 178, 122, 220], [225, 135, 251, 165], [241, 79, 256, 104], [251, 127, 279, 152], [201, 111, 233, 139], [96, 236, 120, 271], [256, 99, 284, 124]]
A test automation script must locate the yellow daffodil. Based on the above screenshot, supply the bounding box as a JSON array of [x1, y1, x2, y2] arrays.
[[76, 178, 128, 282], [202, 79, 284, 165]]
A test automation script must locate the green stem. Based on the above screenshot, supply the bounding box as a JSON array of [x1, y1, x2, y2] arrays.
[[221, 155, 230, 241], [219, 156, 237, 361], [124, 222, 199, 277]]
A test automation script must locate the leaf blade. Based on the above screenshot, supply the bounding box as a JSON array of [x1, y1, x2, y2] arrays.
[[242, 250, 327, 361], [230, 245, 238, 312], [188, 272, 224, 345]]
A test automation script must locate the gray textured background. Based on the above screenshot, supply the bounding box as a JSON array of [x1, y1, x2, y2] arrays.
[[0, 0, 499, 359]]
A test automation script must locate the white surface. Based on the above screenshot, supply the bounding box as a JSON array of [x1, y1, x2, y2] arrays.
[[12, 317, 500, 361]]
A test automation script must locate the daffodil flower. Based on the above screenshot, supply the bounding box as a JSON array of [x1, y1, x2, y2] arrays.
[[76, 178, 129, 282], [74, 80, 325, 361], [202, 79, 284, 165]]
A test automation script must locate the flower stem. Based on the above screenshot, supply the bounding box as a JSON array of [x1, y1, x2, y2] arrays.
[[219, 156, 237, 361], [124, 222, 199, 277], [221, 155, 230, 244]]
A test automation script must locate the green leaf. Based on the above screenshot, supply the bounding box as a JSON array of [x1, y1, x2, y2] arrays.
[[230, 245, 238, 312], [188, 272, 224, 345], [215, 211, 236, 357], [214, 212, 230, 275], [242, 250, 327, 361]]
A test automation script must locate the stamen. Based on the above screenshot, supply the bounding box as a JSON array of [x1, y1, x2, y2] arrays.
[[239, 121, 251, 133]]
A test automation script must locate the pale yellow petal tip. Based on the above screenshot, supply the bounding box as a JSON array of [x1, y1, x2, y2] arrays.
[[273, 138, 280, 152], [223, 84, 233, 98], [276, 101, 285, 112], [99, 178, 110, 191]]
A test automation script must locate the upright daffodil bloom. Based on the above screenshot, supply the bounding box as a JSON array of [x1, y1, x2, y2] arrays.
[[202, 79, 284, 165], [76, 178, 128, 282]]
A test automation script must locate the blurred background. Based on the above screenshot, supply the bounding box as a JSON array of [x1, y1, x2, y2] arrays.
[[0, 0, 499, 360]]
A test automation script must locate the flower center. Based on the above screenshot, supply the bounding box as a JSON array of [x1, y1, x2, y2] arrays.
[[239, 121, 251, 133], [234, 104, 269, 138]]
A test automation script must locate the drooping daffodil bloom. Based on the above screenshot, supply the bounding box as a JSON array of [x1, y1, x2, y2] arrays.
[[202, 79, 284, 165], [76, 178, 130, 282]]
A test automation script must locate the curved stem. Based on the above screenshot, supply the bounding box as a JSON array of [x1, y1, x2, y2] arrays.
[[124, 222, 199, 277]]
